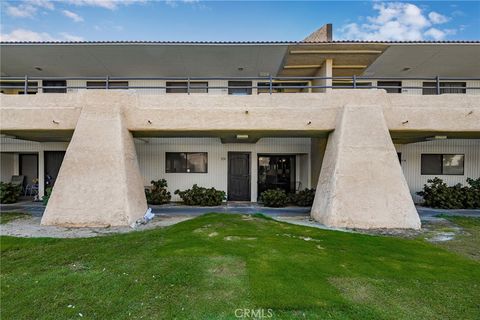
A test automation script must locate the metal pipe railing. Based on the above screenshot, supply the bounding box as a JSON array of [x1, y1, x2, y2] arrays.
[[1, 75, 479, 94]]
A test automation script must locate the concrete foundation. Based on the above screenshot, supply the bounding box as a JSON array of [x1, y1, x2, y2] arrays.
[[311, 104, 421, 229], [41, 93, 147, 227]]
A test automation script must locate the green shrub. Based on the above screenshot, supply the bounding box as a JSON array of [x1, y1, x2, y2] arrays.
[[289, 188, 316, 206], [0, 182, 22, 204], [174, 184, 225, 206], [260, 189, 288, 207], [42, 187, 53, 205], [464, 178, 480, 208], [417, 177, 480, 209], [145, 179, 172, 205]]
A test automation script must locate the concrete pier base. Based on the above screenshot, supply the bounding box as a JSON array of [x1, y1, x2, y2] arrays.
[[41, 93, 147, 227], [311, 104, 421, 229]]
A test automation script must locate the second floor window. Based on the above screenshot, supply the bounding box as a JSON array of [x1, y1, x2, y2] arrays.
[[0, 81, 38, 95], [86, 81, 129, 89], [422, 82, 466, 95], [166, 82, 208, 93], [43, 80, 67, 93], [257, 82, 309, 93], [228, 81, 252, 95], [378, 81, 402, 93]]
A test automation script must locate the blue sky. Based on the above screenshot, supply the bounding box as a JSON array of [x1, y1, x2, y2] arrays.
[[0, 1, 479, 41]]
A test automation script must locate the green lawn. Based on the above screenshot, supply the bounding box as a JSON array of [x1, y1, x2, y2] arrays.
[[1, 213, 479, 319]]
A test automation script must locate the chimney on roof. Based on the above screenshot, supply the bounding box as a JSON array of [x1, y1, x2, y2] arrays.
[[303, 23, 332, 42]]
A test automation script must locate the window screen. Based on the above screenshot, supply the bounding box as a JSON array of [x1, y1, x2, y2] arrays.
[[166, 82, 208, 93], [86, 81, 128, 89], [422, 82, 466, 95], [228, 81, 252, 95], [43, 80, 67, 93], [378, 81, 402, 93]]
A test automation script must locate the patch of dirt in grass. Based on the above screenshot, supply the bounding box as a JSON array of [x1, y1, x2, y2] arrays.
[[0, 212, 30, 224], [431, 216, 480, 261], [329, 277, 377, 303], [224, 236, 257, 241], [0, 215, 193, 238], [329, 277, 439, 319], [203, 256, 250, 307]]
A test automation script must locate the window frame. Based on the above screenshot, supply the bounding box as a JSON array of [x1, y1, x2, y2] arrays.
[[86, 81, 129, 89], [228, 81, 252, 95], [377, 81, 402, 93], [166, 81, 208, 93], [421, 153, 465, 176], [165, 152, 208, 173], [422, 82, 467, 95], [0, 81, 38, 94], [43, 80, 67, 93]]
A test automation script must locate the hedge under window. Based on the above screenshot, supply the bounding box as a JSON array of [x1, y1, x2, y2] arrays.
[[166, 152, 208, 173], [421, 154, 464, 175]]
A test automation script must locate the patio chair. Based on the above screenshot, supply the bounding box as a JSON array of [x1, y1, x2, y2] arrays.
[[10, 175, 25, 193], [10, 175, 25, 187]]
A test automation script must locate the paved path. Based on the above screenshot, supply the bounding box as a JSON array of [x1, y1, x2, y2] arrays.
[[1, 201, 479, 219], [1, 201, 478, 239]]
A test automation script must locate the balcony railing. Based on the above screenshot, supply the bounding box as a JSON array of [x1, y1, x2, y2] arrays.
[[1, 75, 479, 95]]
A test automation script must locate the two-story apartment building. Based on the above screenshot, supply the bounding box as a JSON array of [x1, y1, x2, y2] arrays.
[[1, 24, 479, 229]]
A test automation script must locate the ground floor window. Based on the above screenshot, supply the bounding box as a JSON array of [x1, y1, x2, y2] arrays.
[[258, 155, 296, 196], [421, 154, 464, 175], [165, 152, 208, 173]]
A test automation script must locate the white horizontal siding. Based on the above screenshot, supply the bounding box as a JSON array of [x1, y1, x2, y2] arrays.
[[135, 137, 311, 201], [0, 153, 15, 182], [396, 139, 480, 203]]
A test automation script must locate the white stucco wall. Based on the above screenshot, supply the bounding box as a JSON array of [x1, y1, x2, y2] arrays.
[[0, 152, 14, 182]]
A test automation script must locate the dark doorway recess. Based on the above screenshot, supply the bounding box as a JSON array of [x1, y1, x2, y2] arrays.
[[228, 152, 251, 201], [258, 155, 296, 197], [19, 153, 38, 189], [44, 151, 66, 188]]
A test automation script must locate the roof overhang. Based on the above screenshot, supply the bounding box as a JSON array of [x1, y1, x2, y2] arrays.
[[1, 41, 479, 78]]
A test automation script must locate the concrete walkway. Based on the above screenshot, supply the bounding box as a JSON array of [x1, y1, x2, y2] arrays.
[[1, 201, 479, 219], [1, 201, 479, 239]]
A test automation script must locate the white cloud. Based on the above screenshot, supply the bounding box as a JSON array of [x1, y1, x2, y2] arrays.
[[28, 0, 54, 10], [62, 10, 84, 22], [5, 0, 54, 18], [339, 2, 455, 41], [165, 0, 199, 8], [6, 4, 38, 18], [0, 28, 83, 42], [428, 12, 449, 24], [0, 29, 57, 41], [59, 32, 84, 41], [65, 0, 145, 10]]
